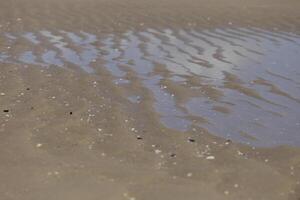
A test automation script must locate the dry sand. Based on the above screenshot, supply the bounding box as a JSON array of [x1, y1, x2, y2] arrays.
[[0, 0, 300, 199]]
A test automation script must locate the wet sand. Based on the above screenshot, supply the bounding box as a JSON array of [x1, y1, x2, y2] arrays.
[[0, 0, 300, 199]]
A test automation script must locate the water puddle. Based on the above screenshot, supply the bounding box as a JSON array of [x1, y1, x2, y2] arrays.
[[1, 27, 300, 147]]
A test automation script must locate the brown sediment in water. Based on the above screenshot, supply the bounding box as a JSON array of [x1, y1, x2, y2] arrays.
[[0, 0, 300, 199]]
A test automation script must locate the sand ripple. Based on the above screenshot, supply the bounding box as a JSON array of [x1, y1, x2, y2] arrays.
[[1, 27, 300, 146]]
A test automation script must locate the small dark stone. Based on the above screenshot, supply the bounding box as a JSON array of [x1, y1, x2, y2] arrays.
[[170, 153, 176, 157], [188, 138, 195, 142], [3, 109, 9, 113], [26, 88, 30, 90], [30, 106, 34, 110], [137, 136, 143, 140], [69, 112, 73, 115]]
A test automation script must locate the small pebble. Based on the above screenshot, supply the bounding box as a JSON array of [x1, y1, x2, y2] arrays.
[[188, 138, 195, 142], [154, 149, 162, 154], [225, 139, 232, 145], [3, 109, 9, 113], [170, 153, 176, 157], [36, 143, 43, 148], [206, 156, 215, 160], [187, 172, 193, 177], [131, 128, 137, 132]]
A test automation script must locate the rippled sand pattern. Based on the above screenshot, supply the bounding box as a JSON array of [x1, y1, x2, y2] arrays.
[[1, 27, 300, 146], [1, 0, 300, 199]]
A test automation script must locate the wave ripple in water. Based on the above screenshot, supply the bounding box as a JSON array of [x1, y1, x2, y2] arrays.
[[1, 27, 300, 147]]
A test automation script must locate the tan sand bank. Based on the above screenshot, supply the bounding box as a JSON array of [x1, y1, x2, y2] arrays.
[[0, 0, 300, 199]]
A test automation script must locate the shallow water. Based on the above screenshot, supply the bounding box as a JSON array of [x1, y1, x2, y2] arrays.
[[1, 27, 300, 147]]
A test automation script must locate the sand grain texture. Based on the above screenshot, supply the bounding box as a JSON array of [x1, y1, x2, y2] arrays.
[[0, 0, 300, 199]]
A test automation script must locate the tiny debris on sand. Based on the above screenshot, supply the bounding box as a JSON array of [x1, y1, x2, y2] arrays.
[[206, 156, 215, 160], [36, 143, 43, 148]]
